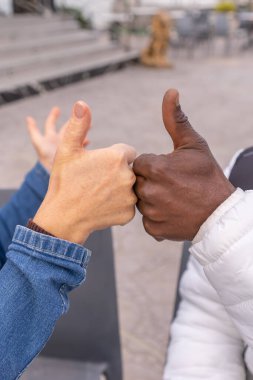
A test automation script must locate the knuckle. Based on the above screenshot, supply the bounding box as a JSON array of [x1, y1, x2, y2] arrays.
[[148, 163, 158, 177], [127, 172, 136, 187], [129, 171, 136, 185], [111, 148, 123, 162], [120, 208, 135, 225], [143, 217, 153, 236], [111, 144, 132, 164], [122, 192, 137, 211], [148, 156, 166, 178], [117, 150, 126, 163], [135, 174, 144, 186], [133, 154, 156, 174], [141, 185, 157, 202], [132, 156, 140, 172], [145, 207, 160, 221], [128, 192, 138, 206], [122, 170, 136, 188]]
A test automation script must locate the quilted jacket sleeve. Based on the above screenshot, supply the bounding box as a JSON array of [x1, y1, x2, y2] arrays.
[[164, 152, 248, 380], [191, 188, 253, 375], [163, 253, 246, 379]]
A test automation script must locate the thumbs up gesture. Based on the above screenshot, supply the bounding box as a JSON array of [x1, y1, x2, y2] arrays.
[[34, 101, 137, 244], [133, 89, 235, 241]]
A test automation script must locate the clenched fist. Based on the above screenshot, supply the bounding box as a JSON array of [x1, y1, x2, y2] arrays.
[[134, 89, 235, 242], [34, 101, 137, 244]]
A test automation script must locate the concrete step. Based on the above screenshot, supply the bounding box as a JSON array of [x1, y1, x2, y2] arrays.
[[0, 14, 75, 29], [0, 14, 140, 106], [0, 30, 97, 57], [0, 40, 119, 76], [0, 49, 139, 95], [0, 18, 79, 42]]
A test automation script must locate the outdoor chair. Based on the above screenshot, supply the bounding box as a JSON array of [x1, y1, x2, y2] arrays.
[[213, 13, 231, 54], [174, 11, 212, 58], [0, 190, 122, 380], [171, 147, 253, 379], [238, 12, 253, 49], [175, 13, 196, 57]]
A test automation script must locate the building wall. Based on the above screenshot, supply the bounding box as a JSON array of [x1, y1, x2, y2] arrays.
[[0, 0, 12, 14], [0, 0, 114, 25], [2, 0, 244, 26], [55, 0, 114, 27], [0, 0, 219, 16]]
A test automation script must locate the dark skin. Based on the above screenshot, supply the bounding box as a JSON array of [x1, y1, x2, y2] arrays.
[[133, 89, 235, 242]]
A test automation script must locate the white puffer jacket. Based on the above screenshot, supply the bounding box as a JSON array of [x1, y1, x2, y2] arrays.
[[164, 153, 253, 380]]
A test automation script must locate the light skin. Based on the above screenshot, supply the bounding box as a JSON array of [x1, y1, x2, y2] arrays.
[[32, 101, 137, 244], [27, 90, 231, 244], [26, 106, 90, 172], [134, 89, 235, 242]]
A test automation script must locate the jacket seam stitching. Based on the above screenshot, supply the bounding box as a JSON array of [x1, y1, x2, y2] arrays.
[[203, 219, 253, 267]]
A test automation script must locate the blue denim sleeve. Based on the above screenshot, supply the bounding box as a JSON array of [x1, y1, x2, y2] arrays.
[[0, 226, 91, 380], [0, 163, 49, 266]]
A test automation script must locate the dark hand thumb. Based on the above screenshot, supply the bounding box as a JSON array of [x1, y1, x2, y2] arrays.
[[162, 89, 202, 150]]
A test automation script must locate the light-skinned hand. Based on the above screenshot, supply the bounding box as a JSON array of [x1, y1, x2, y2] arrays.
[[34, 101, 137, 244], [26, 106, 89, 172]]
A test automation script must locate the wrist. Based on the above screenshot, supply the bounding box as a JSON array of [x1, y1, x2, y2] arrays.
[[193, 187, 242, 245], [34, 200, 92, 244], [39, 158, 53, 173], [27, 219, 55, 237]]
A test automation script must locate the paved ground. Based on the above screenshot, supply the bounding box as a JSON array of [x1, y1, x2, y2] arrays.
[[1, 49, 253, 380]]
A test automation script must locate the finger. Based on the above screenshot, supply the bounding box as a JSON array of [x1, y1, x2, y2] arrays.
[[60, 101, 92, 153], [134, 176, 156, 203], [134, 175, 145, 200], [137, 200, 159, 221], [45, 107, 60, 135], [59, 121, 68, 141], [59, 121, 90, 148], [111, 143, 137, 165], [142, 216, 164, 239], [26, 116, 42, 148], [162, 89, 203, 149], [83, 139, 90, 148], [59, 121, 91, 145], [133, 154, 157, 178]]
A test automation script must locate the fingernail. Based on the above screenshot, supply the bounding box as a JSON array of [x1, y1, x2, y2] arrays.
[[74, 102, 86, 119]]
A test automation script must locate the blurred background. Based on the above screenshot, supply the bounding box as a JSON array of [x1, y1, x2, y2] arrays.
[[1, 1, 253, 379]]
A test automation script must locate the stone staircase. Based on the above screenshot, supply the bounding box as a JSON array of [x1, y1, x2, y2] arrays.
[[0, 14, 139, 105]]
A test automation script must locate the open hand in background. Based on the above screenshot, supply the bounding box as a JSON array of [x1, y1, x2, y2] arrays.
[[34, 101, 137, 244], [134, 89, 235, 242], [26, 106, 90, 172]]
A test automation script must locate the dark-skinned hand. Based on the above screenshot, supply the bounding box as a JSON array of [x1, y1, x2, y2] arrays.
[[133, 89, 235, 242]]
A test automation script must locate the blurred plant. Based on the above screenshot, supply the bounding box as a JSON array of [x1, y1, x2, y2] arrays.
[[215, 1, 237, 12], [61, 6, 93, 29]]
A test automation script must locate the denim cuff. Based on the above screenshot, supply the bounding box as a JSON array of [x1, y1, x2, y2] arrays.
[[11, 226, 91, 267], [25, 162, 50, 200]]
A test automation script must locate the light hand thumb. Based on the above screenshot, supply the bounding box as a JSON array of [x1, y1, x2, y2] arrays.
[[60, 101, 91, 153], [162, 89, 201, 150]]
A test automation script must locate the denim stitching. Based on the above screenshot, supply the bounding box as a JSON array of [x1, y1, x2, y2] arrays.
[[59, 284, 68, 313], [11, 241, 91, 265]]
